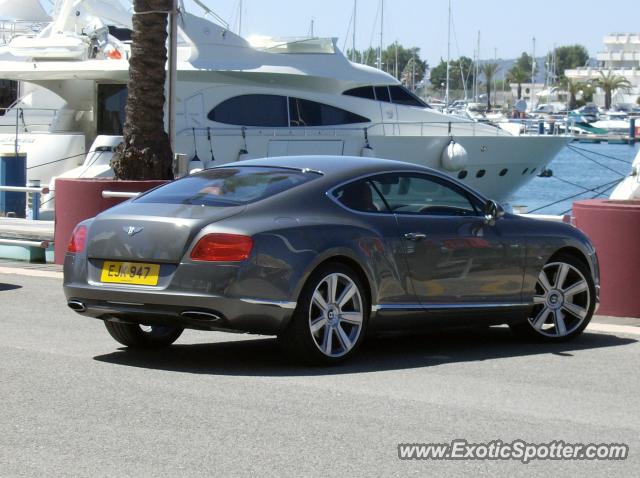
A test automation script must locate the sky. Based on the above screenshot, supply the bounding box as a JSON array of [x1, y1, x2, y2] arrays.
[[182, 0, 640, 66]]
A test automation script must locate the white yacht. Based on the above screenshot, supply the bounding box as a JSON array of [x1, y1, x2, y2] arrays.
[[0, 0, 569, 204]]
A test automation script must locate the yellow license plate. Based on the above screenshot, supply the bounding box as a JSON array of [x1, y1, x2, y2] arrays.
[[100, 261, 160, 286]]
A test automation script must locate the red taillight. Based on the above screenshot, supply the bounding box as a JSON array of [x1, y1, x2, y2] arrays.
[[67, 225, 87, 253], [190, 233, 253, 262]]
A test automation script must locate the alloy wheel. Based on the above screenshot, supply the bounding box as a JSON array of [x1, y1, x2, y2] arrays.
[[529, 261, 591, 337], [308, 273, 364, 358]]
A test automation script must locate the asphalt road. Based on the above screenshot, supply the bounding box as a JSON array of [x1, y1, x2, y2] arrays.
[[1, 270, 639, 477]]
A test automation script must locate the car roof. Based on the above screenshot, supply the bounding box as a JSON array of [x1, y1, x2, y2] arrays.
[[218, 155, 442, 179]]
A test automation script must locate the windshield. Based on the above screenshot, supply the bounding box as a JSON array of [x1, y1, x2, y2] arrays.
[[136, 167, 320, 207]]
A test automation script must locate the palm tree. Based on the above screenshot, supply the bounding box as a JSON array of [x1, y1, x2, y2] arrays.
[[561, 78, 584, 110], [507, 66, 528, 100], [111, 0, 174, 180], [597, 71, 631, 110], [482, 62, 499, 110]]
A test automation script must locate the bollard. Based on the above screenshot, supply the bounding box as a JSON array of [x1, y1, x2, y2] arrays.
[[28, 179, 41, 220], [630, 118, 636, 145], [538, 120, 545, 135], [0, 152, 27, 218]]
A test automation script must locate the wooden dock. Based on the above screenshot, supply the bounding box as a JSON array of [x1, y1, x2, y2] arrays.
[[574, 135, 638, 144]]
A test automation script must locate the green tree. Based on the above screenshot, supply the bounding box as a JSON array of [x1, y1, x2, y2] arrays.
[[346, 43, 427, 81], [554, 45, 589, 79], [111, 0, 173, 180], [482, 62, 499, 109], [429, 56, 475, 93], [597, 70, 631, 110], [507, 65, 529, 99], [515, 52, 533, 73]]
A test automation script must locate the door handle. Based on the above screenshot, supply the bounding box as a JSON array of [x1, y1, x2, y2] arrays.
[[404, 232, 427, 241]]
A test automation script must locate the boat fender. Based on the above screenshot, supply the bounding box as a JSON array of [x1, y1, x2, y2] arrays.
[[361, 145, 376, 157], [237, 148, 250, 161], [440, 139, 468, 171], [189, 159, 204, 174], [361, 128, 376, 157], [610, 163, 640, 200], [237, 127, 251, 160]]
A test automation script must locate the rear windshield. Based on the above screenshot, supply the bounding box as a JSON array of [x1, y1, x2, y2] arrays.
[[136, 167, 320, 207]]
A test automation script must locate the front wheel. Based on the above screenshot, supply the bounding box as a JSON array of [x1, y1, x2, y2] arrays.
[[280, 263, 369, 365], [104, 321, 183, 349], [510, 253, 596, 341]]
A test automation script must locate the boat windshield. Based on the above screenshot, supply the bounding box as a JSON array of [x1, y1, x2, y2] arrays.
[[248, 36, 335, 54]]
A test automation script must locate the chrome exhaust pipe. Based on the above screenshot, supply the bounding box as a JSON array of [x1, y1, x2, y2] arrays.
[[181, 311, 221, 321], [67, 300, 86, 312]]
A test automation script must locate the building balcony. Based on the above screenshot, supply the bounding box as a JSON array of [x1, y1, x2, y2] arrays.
[[603, 33, 640, 45]]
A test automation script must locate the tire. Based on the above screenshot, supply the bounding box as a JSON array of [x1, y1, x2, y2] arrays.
[[280, 262, 369, 365], [510, 253, 596, 342], [104, 321, 183, 349]]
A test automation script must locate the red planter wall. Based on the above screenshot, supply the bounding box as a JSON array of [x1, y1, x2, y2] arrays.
[[573, 199, 640, 317], [54, 178, 169, 265]]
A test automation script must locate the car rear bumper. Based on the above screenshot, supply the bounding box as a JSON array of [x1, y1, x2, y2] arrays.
[[64, 283, 295, 335]]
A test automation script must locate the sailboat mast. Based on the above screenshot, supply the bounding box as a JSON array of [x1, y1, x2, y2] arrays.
[[238, 0, 242, 37], [474, 31, 480, 102], [352, 0, 357, 62], [531, 36, 536, 109], [445, 0, 451, 106], [378, 0, 383, 70]]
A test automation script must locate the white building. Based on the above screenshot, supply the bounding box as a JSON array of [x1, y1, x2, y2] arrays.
[[566, 33, 640, 108]]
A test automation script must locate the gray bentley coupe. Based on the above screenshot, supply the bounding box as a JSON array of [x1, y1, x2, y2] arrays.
[[63, 156, 599, 364]]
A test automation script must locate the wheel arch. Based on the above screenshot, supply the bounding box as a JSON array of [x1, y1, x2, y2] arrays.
[[294, 253, 375, 314]]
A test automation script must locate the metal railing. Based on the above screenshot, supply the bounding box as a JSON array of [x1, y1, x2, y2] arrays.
[[102, 191, 140, 199], [177, 119, 572, 141], [0, 183, 49, 220]]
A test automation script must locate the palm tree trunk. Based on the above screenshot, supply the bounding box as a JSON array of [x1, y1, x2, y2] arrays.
[[486, 83, 492, 110], [517, 83, 522, 100], [111, 0, 174, 180], [605, 89, 612, 110]]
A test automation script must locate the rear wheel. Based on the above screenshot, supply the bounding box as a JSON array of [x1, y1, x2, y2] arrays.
[[280, 263, 369, 365], [104, 321, 183, 348], [510, 253, 595, 341]]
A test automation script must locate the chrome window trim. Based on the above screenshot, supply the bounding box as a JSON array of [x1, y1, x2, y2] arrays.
[[326, 169, 488, 218]]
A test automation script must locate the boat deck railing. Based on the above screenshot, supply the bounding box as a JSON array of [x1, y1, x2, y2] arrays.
[[177, 119, 571, 140], [0, 104, 575, 140]]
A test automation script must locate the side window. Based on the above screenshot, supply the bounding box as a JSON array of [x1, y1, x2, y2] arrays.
[[389, 85, 428, 107], [333, 180, 388, 213], [343, 86, 376, 100], [370, 173, 479, 216], [289, 97, 370, 126], [374, 86, 391, 103], [207, 94, 288, 127]]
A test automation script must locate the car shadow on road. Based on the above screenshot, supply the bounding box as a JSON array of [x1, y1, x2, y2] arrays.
[[0, 283, 22, 291], [93, 326, 637, 376]]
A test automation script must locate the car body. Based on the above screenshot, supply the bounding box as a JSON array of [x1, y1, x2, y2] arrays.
[[64, 156, 599, 363]]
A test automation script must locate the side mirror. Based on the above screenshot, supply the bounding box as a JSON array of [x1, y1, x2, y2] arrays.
[[484, 199, 505, 224]]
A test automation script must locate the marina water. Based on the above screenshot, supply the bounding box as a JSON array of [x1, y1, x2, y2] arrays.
[[509, 142, 640, 215]]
